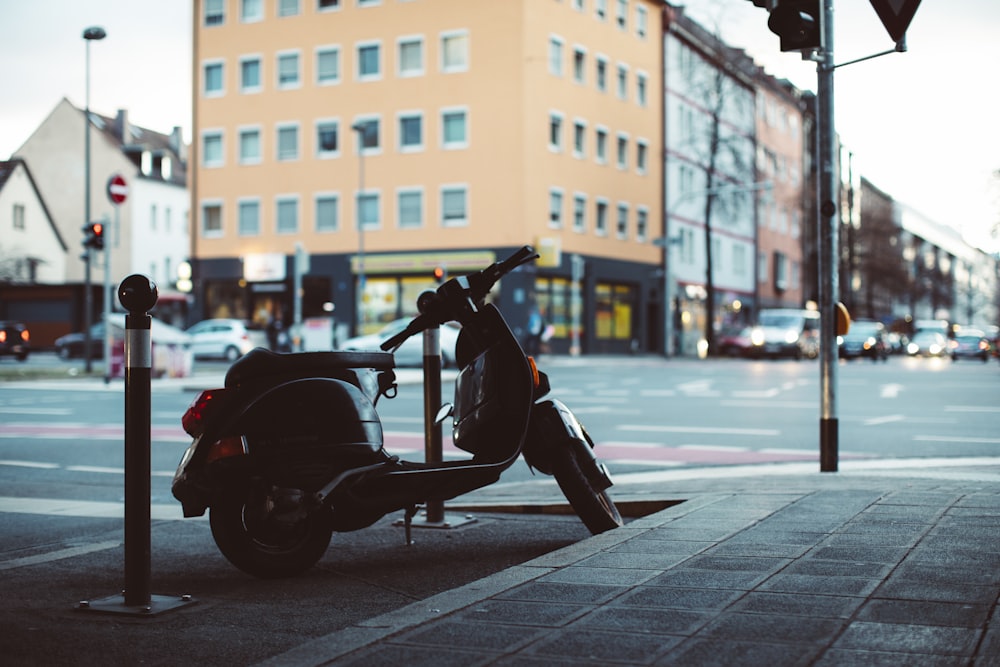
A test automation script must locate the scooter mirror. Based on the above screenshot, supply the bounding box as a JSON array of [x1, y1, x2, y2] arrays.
[[434, 403, 454, 425]]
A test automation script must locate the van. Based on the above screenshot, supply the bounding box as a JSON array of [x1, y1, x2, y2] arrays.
[[749, 308, 820, 359]]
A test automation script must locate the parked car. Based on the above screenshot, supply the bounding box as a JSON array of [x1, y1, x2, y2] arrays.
[[185, 319, 265, 361], [0, 321, 30, 361], [838, 319, 888, 361], [339, 318, 460, 367], [55, 322, 106, 359], [906, 331, 948, 357], [716, 326, 752, 357], [948, 329, 990, 362], [748, 309, 820, 359]]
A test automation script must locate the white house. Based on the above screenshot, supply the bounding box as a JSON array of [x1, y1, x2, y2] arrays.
[[0, 159, 67, 283]]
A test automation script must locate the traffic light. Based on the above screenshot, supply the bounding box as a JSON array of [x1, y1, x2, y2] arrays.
[[767, 0, 821, 52], [433, 266, 447, 283], [83, 222, 105, 250]]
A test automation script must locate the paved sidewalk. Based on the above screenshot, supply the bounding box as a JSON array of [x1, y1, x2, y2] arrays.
[[260, 465, 1000, 666]]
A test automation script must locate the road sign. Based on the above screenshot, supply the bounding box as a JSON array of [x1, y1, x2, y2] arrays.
[[869, 0, 921, 43], [107, 173, 128, 205]]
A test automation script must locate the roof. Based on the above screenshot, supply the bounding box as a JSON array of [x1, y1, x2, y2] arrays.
[[0, 158, 68, 251], [87, 106, 188, 187]]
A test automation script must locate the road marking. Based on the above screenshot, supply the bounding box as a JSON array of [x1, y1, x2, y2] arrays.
[[0, 540, 121, 572], [619, 425, 781, 437], [0, 496, 191, 521], [720, 400, 815, 409], [880, 383, 904, 398], [731, 388, 780, 399], [864, 414, 905, 426], [914, 435, 1000, 445], [0, 407, 73, 415], [0, 460, 60, 469], [945, 406, 1000, 413]]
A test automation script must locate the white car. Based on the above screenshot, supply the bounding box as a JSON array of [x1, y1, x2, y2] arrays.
[[185, 319, 265, 361], [339, 318, 460, 367]]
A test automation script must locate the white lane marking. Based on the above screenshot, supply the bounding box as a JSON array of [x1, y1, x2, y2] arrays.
[[914, 436, 1000, 445], [619, 425, 781, 437], [0, 541, 121, 572], [880, 384, 904, 398], [0, 407, 73, 415], [864, 414, 905, 426], [945, 406, 1000, 413], [0, 460, 60, 469], [0, 496, 191, 521]]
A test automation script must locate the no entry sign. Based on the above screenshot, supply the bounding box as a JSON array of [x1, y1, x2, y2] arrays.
[[107, 173, 128, 205]]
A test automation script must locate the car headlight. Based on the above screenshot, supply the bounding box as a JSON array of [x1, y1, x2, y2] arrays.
[[907, 342, 918, 354], [784, 331, 798, 344], [750, 328, 764, 346]]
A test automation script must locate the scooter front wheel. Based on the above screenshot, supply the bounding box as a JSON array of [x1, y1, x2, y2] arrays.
[[551, 441, 623, 535], [210, 486, 334, 579]]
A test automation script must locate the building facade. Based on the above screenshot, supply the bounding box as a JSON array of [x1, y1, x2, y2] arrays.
[[0, 159, 67, 284], [191, 0, 664, 353]]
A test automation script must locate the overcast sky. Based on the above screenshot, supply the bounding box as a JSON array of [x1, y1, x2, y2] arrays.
[[2, 0, 997, 251]]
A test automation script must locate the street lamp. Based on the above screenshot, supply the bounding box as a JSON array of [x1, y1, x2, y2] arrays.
[[351, 122, 367, 335], [82, 25, 106, 374]]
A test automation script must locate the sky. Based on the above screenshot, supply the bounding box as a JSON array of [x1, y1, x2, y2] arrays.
[[1, 0, 997, 252]]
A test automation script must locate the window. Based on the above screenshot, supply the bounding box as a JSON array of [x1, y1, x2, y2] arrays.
[[595, 198, 608, 235], [202, 131, 223, 167], [318, 0, 340, 10], [239, 127, 261, 164], [277, 124, 299, 160], [616, 133, 627, 169], [238, 199, 261, 236], [636, 4, 648, 37], [616, 63, 628, 99], [205, 0, 224, 25], [316, 120, 339, 156], [357, 42, 381, 80], [277, 51, 300, 88], [636, 206, 648, 242], [549, 188, 563, 228], [150, 204, 158, 231], [595, 127, 607, 163], [595, 0, 607, 20], [13, 203, 25, 230], [202, 201, 223, 236], [397, 188, 423, 229], [441, 186, 468, 227], [315, 194, 339, 232], [595, 56, 608, 92], [316, 47, 340, 85], [549, 112, 563, 152], [616, 202, 628, 239], [240, 57, 261, 92], [358, 192, 380, 230], [398, 37, 424, 77], [636, 139, 648, 174], [615, 0, 626, 29], [573, 194, 586, 233], [549, 36, 564, 76], [442, 108, 467, 148], [572, 120, 586, 158], [354, 118, 380, 152], [573, 47, 586, 84], [241, 0, 263, 22], [203, 61, 224, 96], [441, 31, 469, 72], [276, 197, 299, 234], [399, 113, 423, 151], [636, 71, 647, 106], [279, 0, 300, 17]]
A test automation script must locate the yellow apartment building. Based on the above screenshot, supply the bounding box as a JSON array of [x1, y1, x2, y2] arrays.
[[191, 0, 664, 354]]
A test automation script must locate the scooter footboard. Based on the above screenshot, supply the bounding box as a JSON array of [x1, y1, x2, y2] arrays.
[[523, 399, 610, 490]]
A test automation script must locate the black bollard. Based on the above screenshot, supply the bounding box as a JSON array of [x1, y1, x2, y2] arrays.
[[75, 275, 194, 616]]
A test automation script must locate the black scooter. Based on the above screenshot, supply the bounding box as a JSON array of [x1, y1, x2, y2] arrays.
[[172, 246, 621, 578]]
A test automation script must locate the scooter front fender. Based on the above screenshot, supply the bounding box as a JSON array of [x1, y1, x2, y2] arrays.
[[523, 399, 594, 473]]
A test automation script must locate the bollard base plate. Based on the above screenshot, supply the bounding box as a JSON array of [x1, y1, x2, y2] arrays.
[[393, 512, 478, 531], [76, 593, 196, 617]]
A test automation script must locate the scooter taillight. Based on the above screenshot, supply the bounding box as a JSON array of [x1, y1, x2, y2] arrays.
[[181, 388, 228, 436]]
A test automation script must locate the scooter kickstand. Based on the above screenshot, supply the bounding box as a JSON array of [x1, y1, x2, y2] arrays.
[[403, 505, 419, 545]]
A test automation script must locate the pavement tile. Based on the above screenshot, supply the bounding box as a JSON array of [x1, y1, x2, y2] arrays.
[[614, 586, 745, 611], [698, 611, 846, 644], [729, 591, 865, 619], [333, 644, 494, 667], [681, 554, 791, 573], [658, 638, 821, 667], [833, 620, 982, 657], [646, 568, 772, 591], [538, 566, 660, 586], [857, 598, 992, 628], [454, 599, 590, 627], [703, 541, 812, 559], [758, 573, 881, 597], [780, 558, 893, 579], [977, 628, 1000, 666], [723, 529, 828, 546], [389, 618, 548, 653], [573, 551, 692, 570], [576, 606, 713, 636], [807, 544, 911, 564], [875, 578, 1000, 605], [523, 627, 680, 663], [813, 648, 965, 666], [608, 538, 714, 555], [497, 581, 627, 605]]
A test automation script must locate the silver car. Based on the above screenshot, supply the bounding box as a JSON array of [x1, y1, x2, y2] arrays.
[[185, 319, 265, 361], [339, 318, 460, 367]]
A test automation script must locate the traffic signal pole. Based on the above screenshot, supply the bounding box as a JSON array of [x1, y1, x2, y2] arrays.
[[816, 0, 839, 471]]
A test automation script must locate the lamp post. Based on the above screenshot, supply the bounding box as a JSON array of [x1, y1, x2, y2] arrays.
[[351, 122, 367, 336], [82, 25, 106, 374]]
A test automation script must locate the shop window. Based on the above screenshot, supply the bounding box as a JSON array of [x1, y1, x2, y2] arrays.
[[595, 282, 635, 341]]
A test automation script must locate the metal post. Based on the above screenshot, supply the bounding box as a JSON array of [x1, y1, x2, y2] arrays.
[[423, 327, 445, 524], [76, 275, 194, 616], [351, 123, 367, 336], [103, 213, 113, 382], [817, 0, 839, 472]]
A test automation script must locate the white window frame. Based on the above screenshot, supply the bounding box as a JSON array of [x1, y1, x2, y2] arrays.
[[549, 111, 564, 153], [441, 107, 468, 150], [241, 0, 263, 23], [202, 129, 224, 167], [549, 187, 564, 229], [316, 118, 340, 158], [595, 54, 608, 93], [204, 0, 225, 26], [595, 197, 609, 236], [237, 197, 262, 237], [548, 35, 564, 77], [616, 62, 629, 100], [572, 118, 587, 159], [636, 205, 649, 242], [203, 59, 225, 97], [357, 189, 381, 231], [440, 30, 469, 73], [396, 187, 424, 229], [276, 49, 302, 89], [615, 0, 627, 30], [616, 131, 628, 170], [317, 0, 341, 13], [314, 192, 340, 232], [595, 125, 608, 164], [278, 0, 300, 17], [572, 193, 587, 233], [635, 4, 648, 38], [239, 55, 263, 94], [398, 111, 424, 152], [572, 45, 587, 84], [440, 184, 469, 228], [397, 35, 425, 77], [356, 40, 382, 82], [316, 45, 341, 86], [238, 125, 262, 165], [353, 115, 382, 155], [276, 195, 300, 235], [636, 138, 648, 174], [636, 70, 648, 106], [201, 199, 224, 238], [276, 122, 300, 161], [616, 201, 629, 240]]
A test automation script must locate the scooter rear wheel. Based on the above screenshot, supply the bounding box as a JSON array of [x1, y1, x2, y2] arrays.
[[551, 440, 623, 535], [210, 486, 334, 579]]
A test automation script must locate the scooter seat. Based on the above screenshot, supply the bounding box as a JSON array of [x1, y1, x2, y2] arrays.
[[226, 348, 395, 388]]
